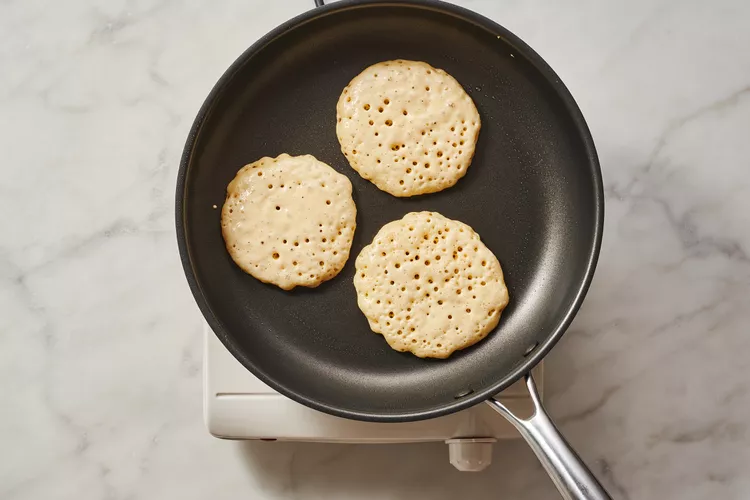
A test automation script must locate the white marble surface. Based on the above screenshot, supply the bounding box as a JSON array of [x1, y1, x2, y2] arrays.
[[1, 0, 749, 498]]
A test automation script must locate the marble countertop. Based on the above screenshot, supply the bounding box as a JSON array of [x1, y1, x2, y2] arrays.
[[2, 0, 749, 498]]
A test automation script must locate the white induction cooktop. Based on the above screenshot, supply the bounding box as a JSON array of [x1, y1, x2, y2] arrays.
[[204, 325, 542, 471]]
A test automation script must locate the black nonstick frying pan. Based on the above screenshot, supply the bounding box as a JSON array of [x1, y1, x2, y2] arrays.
[[176, 1, 606, 498]]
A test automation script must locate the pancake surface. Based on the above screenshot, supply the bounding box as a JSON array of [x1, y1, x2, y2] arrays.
[[354, 211, 509, 358], [336, 60, 481, 197], [221, 154, 356, 290]]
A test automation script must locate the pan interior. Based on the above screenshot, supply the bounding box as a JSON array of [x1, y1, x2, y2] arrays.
[[180, 3, 601, 420]]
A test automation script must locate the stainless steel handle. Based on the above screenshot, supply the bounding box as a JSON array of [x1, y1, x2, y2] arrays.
[[486, 374, 612, 500]]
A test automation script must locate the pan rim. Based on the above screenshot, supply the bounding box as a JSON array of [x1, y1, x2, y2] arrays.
[[175, 0, 604, 422]]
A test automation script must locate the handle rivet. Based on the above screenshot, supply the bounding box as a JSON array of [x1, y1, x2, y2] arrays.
[[454, 388, 474, 399]]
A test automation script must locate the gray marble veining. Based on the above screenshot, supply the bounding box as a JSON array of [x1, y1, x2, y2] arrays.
[[1, 0, 749, 498]]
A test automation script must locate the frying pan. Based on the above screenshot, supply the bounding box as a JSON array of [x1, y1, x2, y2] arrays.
[[176, 1, 606, 498]]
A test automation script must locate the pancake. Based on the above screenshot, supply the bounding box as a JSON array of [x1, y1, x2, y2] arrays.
[[354, 211, 509, 358], [336, 60, 481, 197], [221, 154, 356, 290]]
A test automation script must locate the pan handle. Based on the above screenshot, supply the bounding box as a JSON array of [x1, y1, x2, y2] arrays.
[[486, 374, 612, 500], [314, 0, 325, 6]]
